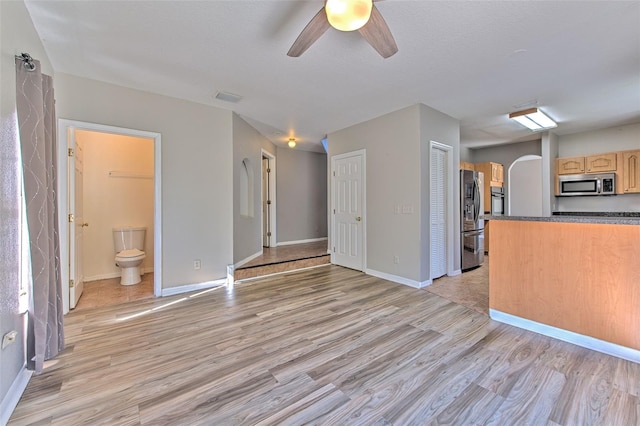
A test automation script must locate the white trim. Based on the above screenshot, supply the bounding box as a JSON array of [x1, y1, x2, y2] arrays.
[[490, 309, 640, 364], [277, 237, 328, 246], [235, 250, 263, 269], [261, 149, 277, 247], [235, 263, 331, 283], [161, 279, 227, 297], [58, 119, 162, 314], [429, 141, 455, 278], [0, 367, 32, 425], [330, 149, 367, 272], [448, 269, 462, 277], [366, 268, 431, 289]]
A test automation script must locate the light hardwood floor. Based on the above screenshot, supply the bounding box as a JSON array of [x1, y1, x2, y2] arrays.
[[10, 265, 640, 425]]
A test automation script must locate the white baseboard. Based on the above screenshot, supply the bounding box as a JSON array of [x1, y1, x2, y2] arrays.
[[0, 366, 32, 425], [234, 251, 263, 269], [85, 267, 154, 283], [448, 269, 462, 277], [277, 237, 327, 246], [161, 278, 227, 297], [490, 309, 640, 364], [366, 268, 431, 289]]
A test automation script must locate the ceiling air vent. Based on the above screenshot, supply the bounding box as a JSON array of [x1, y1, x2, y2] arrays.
[[214, 91, 242, 103]]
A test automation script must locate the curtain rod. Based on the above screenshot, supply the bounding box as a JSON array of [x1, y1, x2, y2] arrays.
[[15, 52, 36, 71]]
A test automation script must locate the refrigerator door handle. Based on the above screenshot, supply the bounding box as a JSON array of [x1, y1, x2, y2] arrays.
[[473, 178, 480, 223]]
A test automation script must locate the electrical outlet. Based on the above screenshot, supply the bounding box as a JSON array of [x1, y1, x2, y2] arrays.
[[194, 259, 201, 270], [2, 331, 18, 350], [394, 256, 400, 264]]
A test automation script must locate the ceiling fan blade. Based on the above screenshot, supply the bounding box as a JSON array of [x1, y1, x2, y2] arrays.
[[358, 4, 398, 58], [287, 7, 331, 57]]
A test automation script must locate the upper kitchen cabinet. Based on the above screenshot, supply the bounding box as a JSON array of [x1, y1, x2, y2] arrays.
[[585, 152, 617, 173], [491, 162, 504, 184], [475, 162, 504, 214], [460, 161, 475, 171], [621, 150, 640, 194], [557, 156, 585, 174], [475, 162, 503, 186]]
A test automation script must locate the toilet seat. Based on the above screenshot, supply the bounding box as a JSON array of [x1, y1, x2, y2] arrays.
[[115, 249, 145, 262]]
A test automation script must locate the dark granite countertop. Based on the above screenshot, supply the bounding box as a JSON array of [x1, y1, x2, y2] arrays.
[[552, 211, 640, 217], [483, 214, 640, 225]]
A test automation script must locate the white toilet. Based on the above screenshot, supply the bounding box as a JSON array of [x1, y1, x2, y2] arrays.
[[113, 227, 146, 286]]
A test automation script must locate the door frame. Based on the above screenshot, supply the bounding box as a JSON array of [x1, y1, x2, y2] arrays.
[[261, 149, 276, 248], [429, 141, 455, 278], [330, 149, 366, 271], [57, 119, 162, 314], [68, 129, 84, 309]]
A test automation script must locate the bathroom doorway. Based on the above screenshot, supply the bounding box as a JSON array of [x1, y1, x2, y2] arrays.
[[58, 120, 162, 314]]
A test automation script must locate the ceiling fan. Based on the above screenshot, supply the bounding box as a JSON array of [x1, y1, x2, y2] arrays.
[[287, 0, 398, 59]]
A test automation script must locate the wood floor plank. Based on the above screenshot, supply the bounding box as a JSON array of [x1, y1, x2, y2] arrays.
[[548, 349, 618, 425], [9, 265, 640, 425], [434, 382, 504, 425], [486, 365, 566, 425]]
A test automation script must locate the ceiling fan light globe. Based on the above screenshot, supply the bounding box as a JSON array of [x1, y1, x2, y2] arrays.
[[326, 0, 373, 31]]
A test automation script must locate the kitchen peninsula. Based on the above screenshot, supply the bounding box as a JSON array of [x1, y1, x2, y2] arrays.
[[488, 214, 640, 363]]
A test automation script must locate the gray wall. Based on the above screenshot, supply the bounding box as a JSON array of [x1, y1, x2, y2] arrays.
[[276, 147, 328, 244], [232, 114, 276, 263], [0, 0, 53, 416], [509, 157, 543, 216], [329, 104, 460, 285], [556, 122, 640, 212], [541, 132, 559, 215], [55, 73, 234, 289], [471, 139, 542, 214]]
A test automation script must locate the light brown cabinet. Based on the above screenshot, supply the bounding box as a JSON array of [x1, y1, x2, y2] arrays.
[[585, 153, 617, 173], [556, 151, 638, 195], [491, 163, 504, 183], [475, 162, 504, 213], [557, 156, 585, 175], [475, 162, 503, 186], [621, 150, 640, 194], [459, 161, 475, 171]]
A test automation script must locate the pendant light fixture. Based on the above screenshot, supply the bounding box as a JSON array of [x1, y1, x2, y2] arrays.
[[288, 138, 296, 148], [325, 0, 373, 31]]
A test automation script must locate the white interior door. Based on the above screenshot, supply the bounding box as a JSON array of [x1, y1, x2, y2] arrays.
[[332, 152, 364, 271], [430, 145, 447, 279], [68, 129, 85, 309]]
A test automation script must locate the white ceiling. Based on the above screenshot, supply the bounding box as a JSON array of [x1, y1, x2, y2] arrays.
[[25, 0, 640, 153]]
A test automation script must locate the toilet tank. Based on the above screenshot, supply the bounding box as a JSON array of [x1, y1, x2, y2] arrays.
[[113, 227, 147, 253]]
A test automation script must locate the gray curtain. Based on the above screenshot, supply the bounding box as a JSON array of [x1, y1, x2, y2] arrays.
[[15, 56, 65, 374]]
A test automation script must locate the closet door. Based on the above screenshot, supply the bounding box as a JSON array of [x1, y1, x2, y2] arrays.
[[431, 146, 447, 279]]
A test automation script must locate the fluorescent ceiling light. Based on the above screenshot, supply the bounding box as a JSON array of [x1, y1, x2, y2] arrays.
[[509, 107, 557, 131]]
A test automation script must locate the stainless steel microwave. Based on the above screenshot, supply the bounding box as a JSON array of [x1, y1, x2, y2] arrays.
[[558, 173, 616, 196]]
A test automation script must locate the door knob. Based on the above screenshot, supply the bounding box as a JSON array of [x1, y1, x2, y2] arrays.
[[355, 216, 361, 222], [81, 222, 89, 227]]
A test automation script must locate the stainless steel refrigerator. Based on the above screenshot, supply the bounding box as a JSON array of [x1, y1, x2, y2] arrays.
[[461, 170, 484, 271]]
